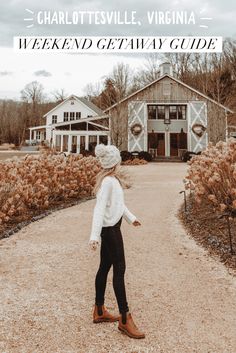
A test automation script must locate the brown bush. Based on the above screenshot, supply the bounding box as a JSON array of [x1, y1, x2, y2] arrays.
[[0, 152, 101, 225], [184, 138, 236, 215], [122, 158, 148, 166]]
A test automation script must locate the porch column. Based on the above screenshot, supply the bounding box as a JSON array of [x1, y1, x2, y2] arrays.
[[96, 135, 99, 145], [85, 135, 89, 150], [60, 135, 63, 152], [68, 134, 72, 153], [29, 129, 32, 142], [52, 130, 56, 149], [33, 130, 36, 140], [76, 136, 80, 153], [108, 134, 111, 145]]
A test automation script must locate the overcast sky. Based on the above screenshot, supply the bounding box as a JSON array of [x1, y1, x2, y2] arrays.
[[0, 0, 235, 100]]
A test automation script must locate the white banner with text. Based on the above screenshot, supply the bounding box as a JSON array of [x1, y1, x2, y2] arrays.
[[14, 36, 223, 53]]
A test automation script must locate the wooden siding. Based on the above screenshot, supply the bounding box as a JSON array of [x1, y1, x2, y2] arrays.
[[107, 76, 227, 150]]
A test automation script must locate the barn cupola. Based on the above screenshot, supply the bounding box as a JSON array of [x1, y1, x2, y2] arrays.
[[159, 62, 173, 76]]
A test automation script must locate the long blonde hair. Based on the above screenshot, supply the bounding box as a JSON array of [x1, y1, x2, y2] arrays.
[[93, 163, 132, 195]]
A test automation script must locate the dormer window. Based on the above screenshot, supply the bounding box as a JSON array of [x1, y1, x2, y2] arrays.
[[70, 112, 75, 120], [76, 112, 81, 119], [64, 112, 69, 121], [52, 115, 57, 124]]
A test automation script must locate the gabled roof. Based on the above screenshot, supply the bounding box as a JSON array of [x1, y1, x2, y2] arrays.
[[78, 97, 103, 116], [43, 94, 103, 117], [104, 74, 234, 113]]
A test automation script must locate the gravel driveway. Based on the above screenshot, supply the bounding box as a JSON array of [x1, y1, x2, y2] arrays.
[[0, 163, 236, 353]]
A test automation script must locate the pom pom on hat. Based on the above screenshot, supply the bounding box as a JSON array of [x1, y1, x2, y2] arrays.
[[95, 143, 121, 169], [95, 144, 107, 158]]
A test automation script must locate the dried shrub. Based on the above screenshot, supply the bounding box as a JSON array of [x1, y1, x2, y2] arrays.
[[184, 138, 236, 215], [122, 158, 148, 166], [0, 152, 101, 225]]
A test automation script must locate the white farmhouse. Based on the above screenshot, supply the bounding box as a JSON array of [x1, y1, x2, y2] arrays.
[[29, 95, 110, 153]]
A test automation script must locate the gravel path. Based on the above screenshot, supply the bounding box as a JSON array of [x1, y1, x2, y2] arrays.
[[0, 163, 236, 353]]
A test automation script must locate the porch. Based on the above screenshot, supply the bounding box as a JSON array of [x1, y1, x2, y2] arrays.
[[28, 125, 47, 143], [53, 131, 110, 154], [52, 115, 110, 153]]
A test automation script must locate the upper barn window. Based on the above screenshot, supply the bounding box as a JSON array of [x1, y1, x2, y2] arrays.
[[169, 105, 187, 120], [148, 105, 165, 120], [148, 105, 157, 119], [157, 106, 165, 119], [169, 106, 177, 119], [177, 105, 186, 120], [148, 105, 187, 120]]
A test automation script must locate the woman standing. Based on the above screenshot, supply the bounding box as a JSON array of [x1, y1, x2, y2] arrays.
[[89, 143, 145, 339]]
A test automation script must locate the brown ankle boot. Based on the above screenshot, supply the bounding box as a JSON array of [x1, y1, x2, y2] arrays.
[[118, 312, 145, 339], [93, 304, 120, 323]]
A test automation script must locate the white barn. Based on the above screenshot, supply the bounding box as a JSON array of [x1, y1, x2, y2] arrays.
[[29, 95, 110, 153]]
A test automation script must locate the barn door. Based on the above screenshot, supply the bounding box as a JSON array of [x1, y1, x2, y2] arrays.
[[188, 101, 208, 153], [128, 101, 147, 152]]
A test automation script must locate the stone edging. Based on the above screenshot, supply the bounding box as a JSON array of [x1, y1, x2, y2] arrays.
[[0, 196, 95, 240]]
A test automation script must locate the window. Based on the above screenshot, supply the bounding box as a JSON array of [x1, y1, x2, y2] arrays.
[[52, 115, 57, 124], [148, 105, 165, 120], [55, 135, 61, 152], [63, 135, 68, 152], [178, 105, 186, 120], [148, 105, 157, 119], [99, 135, 108, 145], [89, 135, 97, 152], [157, 106, 165, 120], [148, 104, 187, 121], [76, 112, 81, 119], [70, 112, 75, 120], [169, 106, 177, 120], [64, 112, 69, 122], [169, 105, 187, 120], [36, 131, 40, 140]]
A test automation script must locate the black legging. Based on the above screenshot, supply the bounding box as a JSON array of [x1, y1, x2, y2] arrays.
[[95, 216, 129, 314]]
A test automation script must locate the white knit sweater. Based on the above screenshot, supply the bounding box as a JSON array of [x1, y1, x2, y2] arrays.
[[89, 176, 137, 243]]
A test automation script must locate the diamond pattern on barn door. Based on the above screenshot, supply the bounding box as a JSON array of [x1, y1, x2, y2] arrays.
[[128, 101, 147, 152], [188, 101, 208, 153]]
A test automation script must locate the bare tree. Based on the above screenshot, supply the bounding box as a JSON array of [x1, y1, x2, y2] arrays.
[[83, 82, 102, 99], [111, 62, 132, 100], [51, 88, 68, 103], [110, 109, 127, 149], [20, 81, 45, 144], [132, 54, 163, 87], [21, 81, 44, 105]]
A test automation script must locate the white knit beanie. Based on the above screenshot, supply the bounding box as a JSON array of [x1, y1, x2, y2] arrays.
[[95, 143, 121, 169]]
